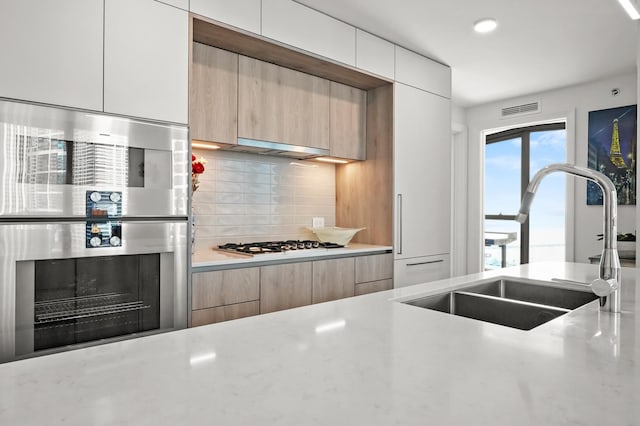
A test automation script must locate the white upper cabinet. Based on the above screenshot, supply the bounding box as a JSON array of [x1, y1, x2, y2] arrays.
[[356, 30, 394, 80], [0, 0, 103, 111], [155, 0, 188, 10], [104, 0, 189, 123], [262, 0, 356, 66], [190, 0, 261, 34], [395, 46, 451, 98]]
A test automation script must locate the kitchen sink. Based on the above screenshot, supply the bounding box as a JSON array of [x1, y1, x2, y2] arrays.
[[402, 278, 599, 331]]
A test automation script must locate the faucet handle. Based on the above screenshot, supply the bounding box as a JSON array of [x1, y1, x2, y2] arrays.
[[591, 278, 619, 297]]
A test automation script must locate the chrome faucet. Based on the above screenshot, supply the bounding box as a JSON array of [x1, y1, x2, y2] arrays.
[[515, 163, 621, 313]]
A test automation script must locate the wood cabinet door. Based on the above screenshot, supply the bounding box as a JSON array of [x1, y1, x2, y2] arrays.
[[260, 263, 312, 314], [238, 56, 330, 149], [192, 268, 260, 310], [330, 81, 366, 160], [312, 258, 355, 304], [355, 253, 393, 283], [190, 43, 238, 145]]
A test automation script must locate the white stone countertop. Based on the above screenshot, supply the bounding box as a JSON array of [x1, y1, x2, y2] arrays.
[[192, 243, 393, 270], [1, 262, 639, 425]]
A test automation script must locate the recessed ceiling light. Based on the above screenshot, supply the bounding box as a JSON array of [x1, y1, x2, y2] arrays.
[[618, 0, 640, 19], [474, 18, 498, 33]]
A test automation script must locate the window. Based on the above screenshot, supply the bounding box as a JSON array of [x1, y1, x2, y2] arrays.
[[484, 123, 566, 270]]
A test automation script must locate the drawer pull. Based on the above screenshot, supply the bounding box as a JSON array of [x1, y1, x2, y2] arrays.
[[406, 260, 444, 267]]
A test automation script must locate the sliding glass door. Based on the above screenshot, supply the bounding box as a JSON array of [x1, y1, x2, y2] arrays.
[[484, 123, 566, 270]]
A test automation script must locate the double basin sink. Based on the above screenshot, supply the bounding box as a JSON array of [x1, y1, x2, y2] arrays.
[[401, 278, 599, 330]]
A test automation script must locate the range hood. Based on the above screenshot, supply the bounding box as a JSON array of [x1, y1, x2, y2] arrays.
[[224, 138, 329, 160]]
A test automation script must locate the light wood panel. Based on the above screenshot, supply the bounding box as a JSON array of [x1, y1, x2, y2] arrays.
[[355, 253, 393, 283], [260, 263, 312, 314], [238, 56, 330, 149], [355, 279, 393, 296], [330, 81, 366, 160], [312, 258, 355, 304], [336, 84, 393, 245], [190, 42, 238, 145], [191, 16, 391, 90], [191, 301, 260, 326], [192, 268, 259, 310]]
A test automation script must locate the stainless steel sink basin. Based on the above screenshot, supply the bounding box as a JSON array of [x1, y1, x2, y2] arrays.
[[402, 278, 599, 331]]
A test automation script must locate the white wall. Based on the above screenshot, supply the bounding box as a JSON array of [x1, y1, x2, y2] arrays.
[[451, 103, 468, 275], [464, 71, 637, 273]]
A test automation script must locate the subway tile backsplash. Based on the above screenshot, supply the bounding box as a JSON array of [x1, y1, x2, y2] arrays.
[[192, 148, 336, 252]]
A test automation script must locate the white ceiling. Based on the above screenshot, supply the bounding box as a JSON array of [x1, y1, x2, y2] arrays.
[[296, 0, 639, 107]]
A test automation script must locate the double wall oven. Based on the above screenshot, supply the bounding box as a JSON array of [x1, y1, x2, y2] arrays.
[[0, 99, 189, 363]]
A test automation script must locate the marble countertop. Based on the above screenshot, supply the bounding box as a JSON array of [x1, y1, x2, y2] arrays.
[[192, 243, 393, 271], [1, 262, 639, 425]]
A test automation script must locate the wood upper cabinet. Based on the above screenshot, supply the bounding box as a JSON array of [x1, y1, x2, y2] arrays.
[[329, 82, 366, 160], [190, 43, 238, 145], [0, 0, 103, 111], [238, 56, 330, 150], [312, 258, 355, 304], [260, 263, 312, 314]]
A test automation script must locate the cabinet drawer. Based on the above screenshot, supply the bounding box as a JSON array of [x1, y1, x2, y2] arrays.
[[192, 268, 260, 309], [192, 301, 260, 326], [394, 255, 450, 288], [355, 279, 393, 296], [355, 253, 393, 283]]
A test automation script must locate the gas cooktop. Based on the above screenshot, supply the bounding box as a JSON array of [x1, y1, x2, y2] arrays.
[[217, 240, 344, 255]]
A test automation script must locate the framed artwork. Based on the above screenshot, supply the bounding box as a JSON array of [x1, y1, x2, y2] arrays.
[[587, 104, 637, 205]]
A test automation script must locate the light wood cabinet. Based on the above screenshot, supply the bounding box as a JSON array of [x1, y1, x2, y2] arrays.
[[312, 258, 355, 304], [192, 301, 260, 327], [192, 268, 260, 310], [190, 43, 238, 145], [354, 253, 393, 295], [355, 279, 393, 296], [0, 0, 103, 111], [104, 0, 188, 123], [261, 0, 356, 66], [260, 263, 312, 314], [238, 56, 330, 150], [330, 82, 366, 160], [190, 0, 261, 34], [355, 253, 393, 283]]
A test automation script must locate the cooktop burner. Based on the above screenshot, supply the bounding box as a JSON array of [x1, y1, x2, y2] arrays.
[[217, 240, 344, 255]]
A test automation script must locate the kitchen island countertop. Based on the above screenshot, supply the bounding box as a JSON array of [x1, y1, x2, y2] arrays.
[[1, 262, 638, 425]]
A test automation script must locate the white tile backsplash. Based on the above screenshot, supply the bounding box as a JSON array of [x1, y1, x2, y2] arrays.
[[192, 149, 336, 251]]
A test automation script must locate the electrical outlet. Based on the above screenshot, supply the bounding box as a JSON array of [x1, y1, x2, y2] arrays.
[[312, 217, 325, 228]]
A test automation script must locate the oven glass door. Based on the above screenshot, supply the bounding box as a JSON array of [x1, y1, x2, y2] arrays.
[[32, 254, 160, 351]]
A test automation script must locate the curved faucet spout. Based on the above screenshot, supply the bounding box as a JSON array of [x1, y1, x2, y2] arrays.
[[515, 163, 621, 313]]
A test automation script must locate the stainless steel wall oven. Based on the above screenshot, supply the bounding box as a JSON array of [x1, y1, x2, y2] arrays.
[[0, 99, 189, 363]]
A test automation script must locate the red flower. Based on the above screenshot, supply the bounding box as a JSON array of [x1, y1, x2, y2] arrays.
[[191, 154, 196, 162], [192, 162, 205, 174]]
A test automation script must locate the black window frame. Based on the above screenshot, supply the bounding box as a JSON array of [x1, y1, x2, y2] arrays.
[[485, 122, 566, 265]]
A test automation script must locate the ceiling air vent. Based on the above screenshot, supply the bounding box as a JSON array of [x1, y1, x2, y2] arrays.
[[501, 102, 540, 118]]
